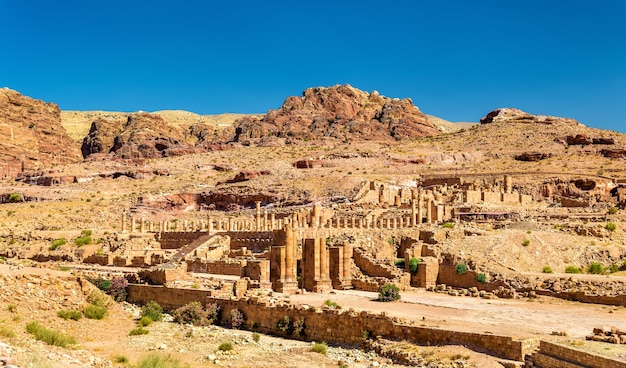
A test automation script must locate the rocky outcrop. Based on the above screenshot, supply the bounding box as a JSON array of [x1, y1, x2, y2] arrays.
[[82, 113, 238, 160], [514, 152, 551, 162], [480, 108, 581, 126], [600, 148, 626, 159], [0, 88, 81, 177], [232, 84, 440, 143]]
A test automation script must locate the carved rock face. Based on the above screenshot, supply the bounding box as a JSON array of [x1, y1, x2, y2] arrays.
[[232, 84, 440, 143], [0, 88, 81, 176]]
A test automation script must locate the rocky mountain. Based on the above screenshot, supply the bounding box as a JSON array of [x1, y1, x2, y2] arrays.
[[232, 84, 441, 143], [0, 88, 81, 178], [480, 108, 582, 126]]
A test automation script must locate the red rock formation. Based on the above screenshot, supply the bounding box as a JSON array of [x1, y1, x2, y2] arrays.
[[232, 84, 440, 143], [514, 152, 551, 162], [480, 108, 581, 126], [601, 148, 626, 159], [566, 134, 593, 145], [0, 88, 81, 177]]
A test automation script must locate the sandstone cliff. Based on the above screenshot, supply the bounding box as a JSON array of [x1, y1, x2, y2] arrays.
[[0, 88, 81, 177], [232, 84, 441, 143]]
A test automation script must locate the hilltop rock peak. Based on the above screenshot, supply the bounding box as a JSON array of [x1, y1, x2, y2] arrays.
[[480, 108, 582, 126], [232, 84, 440, 143]]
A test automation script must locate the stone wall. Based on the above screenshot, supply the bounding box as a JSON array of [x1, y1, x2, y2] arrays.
[[529, 340, 626, 368], [157, 232, 204, 249], [186, 259, 247, 276], [127, 284, 531, 361]]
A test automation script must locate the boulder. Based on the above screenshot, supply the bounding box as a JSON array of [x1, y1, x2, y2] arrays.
[[567, 134, 593, 145], [514, 152, 551, 161]]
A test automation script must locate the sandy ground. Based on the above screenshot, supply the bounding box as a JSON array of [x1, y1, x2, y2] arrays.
[[290, 289, 626, 339]]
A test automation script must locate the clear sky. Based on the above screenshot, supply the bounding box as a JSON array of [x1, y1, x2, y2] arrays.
[[1, 1, 625, 132]]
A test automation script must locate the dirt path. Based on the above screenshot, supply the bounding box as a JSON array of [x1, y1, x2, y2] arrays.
[[290, 289, 626, 338]]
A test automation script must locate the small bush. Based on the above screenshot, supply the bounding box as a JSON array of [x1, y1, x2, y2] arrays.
[[608, 207, 618, 215], [225, 308, 244, 329], [476, 273, 486, 283], [455, 263, 468, 275], [394, 258, 405, 268], [141, 301, 163, 322], [132, 354, 184, 368], [565, 265, 582, 274], [277, 315, 290, 333], [311, 341, 327, 355], [129, 326, 149, 336], [139, 316, 153, 327], [522, 239, 531, 247], [85, 304, 107, 320], [49, 238, 66, 251], [609, 264, 620, 273], [252, 332, 260, 343], [57, 309, 83, 321], [323, 299, 339, 309], [292, 317, 305, 337], [114, 355, 129, 363], [173, 301, 219, 326], [623, 259, 626, 269], [218, 342, 233, 351], [442, 222, 455, 229], [87, 290, 112, 308], [8, 193, 22, 203], [74, 230, 93, 247], [0, 325, 16, 338], [587, 262, 605, 275], [606, 222, 617, 232], [409, 257, 420, 274], [7, 304, 17, 313], [542, 266, 553, 274], [26, 321, 76, 348], [378, 283, 400, 302], [108, 276, 128, 302]]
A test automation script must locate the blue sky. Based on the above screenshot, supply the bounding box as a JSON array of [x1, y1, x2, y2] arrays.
[[1, 1, 625, 132]]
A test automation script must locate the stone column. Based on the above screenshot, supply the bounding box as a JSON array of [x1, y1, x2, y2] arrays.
[[505, 175, 513, 194], [312, 204, 321, 228], [411, 199, 416, 227], [131, 217, 136, 233], [426, 200, 433, 223], [255, 201, 261, 230], [263, 210, 268, 231], [342, 242, 352, 288], [285, 223, 295, 283], [121, 215, 127, 232], [140, 218, 145, 233], [417, 194, 424, 225]]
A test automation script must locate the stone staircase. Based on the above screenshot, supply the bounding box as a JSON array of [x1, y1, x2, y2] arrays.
[[162, 233, 225, 267]]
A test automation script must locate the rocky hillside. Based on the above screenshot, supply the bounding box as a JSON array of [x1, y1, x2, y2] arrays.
[[0, 88, 81, 177], [232, 84, 441, 142]]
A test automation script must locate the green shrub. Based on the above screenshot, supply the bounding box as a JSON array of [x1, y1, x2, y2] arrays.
[[292, 317, 305, 337], [311, 341, 327, 355], [587, 262, 605, 274], [606, 222, 617, 232], [252, 332, 260, 343], [131, 354, 185, 368], [85, 304, 107, 320], [522, 239, 531, 247], [323, 299, 339, 309], [172, 301, 219, 326], [218, 342, 233, 351], [129, 326, 149, 336], [442, 222, 455, 229], [57, 309, 83, 321], [7, 304, 17, 313], [139, 316, 153, 327], [74, 230, 93, 246], [542, 266, 553, 274], [0, 325, 16, 338], [565, 265, 582, 274], [455, 263, 468, 275], [49, 238, 66, 251], [476, 273, 486, 283], [114, 355, 129, 363], [608, 207, 618, 215], [409, 257, 420, 274], [26, 321, 76, 348], [277, 315, 290, 333], [141, 301, 163, 322], [609, 264, 620, 273], [394, 258, 405, 268], [378, 283, 400, 302], [623, 259, 626, 269], [8, 193, 22, 203]]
